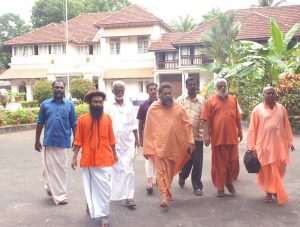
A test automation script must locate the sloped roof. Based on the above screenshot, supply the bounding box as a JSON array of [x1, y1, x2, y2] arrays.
[[174, 4, 300, 45], [149, 33, 186, 52], [5, 12, 112, 46], [4, 23, 66, 45], [94, 4, 173, 32]]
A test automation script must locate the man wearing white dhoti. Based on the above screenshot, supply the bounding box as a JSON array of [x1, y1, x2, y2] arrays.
[[106, 80, 139, 208], [35, 80, 77, 205], [72, 91, 117, 226]]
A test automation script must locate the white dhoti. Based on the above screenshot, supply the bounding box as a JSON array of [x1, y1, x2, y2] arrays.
[[110, 148, 135, 200], [42, 146, 68, 205], [82, 167, 112, 219], [145, 158, 156, 183]]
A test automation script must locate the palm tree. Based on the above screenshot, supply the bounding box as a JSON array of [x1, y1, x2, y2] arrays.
[[201, 8, 222, 24], [170, 15, 197, 32], [253, 0, 287, 7]]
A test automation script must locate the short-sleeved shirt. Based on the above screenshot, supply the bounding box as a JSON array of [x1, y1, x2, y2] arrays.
[[136, 99, 154, 136], [177, 94, 205, 141], [74, 113, 116, 167], [201, 95, 240, 146], [37, 97, 77, 148]]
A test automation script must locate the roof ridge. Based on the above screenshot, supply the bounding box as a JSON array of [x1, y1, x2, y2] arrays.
[[250, 11, 290, 28]]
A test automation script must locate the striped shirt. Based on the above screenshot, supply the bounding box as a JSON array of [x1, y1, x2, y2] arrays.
[[177, 94, 205, 141]]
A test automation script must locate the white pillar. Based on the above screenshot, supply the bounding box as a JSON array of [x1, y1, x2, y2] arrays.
[[181, 72, 188, 95], [98, 76, 105, 91], [154, 72, 159, 84], [26, 85, 33, 101]]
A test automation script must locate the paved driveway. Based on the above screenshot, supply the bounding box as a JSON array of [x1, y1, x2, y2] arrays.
[[0, 128, 299, 227]]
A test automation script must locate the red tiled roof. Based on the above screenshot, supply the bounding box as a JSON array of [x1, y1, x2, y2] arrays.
[[4, 23, 66, 45], [149, 33, 186, 52], [174, 4, 300, 45], [94, 5, 173, 32], [4, 12, 111, 45]]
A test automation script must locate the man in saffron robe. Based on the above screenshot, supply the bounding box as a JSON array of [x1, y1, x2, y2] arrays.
[[72, 90, 117, 227], [201, 78, 243, 197], [143, 83, 194, 208], [247, 86, 294, 204]]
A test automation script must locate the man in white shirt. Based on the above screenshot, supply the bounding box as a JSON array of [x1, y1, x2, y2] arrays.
[[106, 80, 139, 208]]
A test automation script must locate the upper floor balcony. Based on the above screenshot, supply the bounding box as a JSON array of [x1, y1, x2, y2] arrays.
[[156, 54, 213, 70]]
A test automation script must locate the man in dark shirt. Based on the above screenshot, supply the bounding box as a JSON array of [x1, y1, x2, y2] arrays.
[[137, 82, 158, 194], [35, 79, 77, 205]]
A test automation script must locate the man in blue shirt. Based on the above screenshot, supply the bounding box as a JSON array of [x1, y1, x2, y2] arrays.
[[35, 79, 77, 205]]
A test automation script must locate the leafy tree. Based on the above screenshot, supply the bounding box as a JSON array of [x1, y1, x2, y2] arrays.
[[32, 80, 53, 105], [70, 78, 95, 101], [276, 73, 300, 128], [170, 15, 197, 32], [253, 0, 287, 7], [83, 0, 131, 13], [200, 7, 222, 24], [0, 13, 31, 43], [31, 0, 131, 28], [31, 0, 84, 28], [0, 13, 31, 69]]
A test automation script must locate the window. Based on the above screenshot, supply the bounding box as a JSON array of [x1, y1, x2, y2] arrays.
[[109, 38, 120, 55], [89, 45, 93, 55], [138, 81, 143, 92], [34, 45, 38, 55], [48, 45, 52, 54], [138, 36, 149, 53], [194, 46, 204, 56], [78, 45, 89, 55], [93, 44, 100, 55], [181, 47, 190, 56], [13, 47, 17, 56]]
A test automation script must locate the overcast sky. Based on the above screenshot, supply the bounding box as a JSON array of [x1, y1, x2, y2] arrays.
[[0, 0, 300, 24]]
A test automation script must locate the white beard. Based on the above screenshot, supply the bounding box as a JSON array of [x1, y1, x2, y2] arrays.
[[215, 88, 228, 98]]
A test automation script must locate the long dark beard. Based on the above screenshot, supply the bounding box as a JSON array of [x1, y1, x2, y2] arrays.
[[161, 97, 173, 107], [89, 106, 103, 150], [90, 106, 103, 120]]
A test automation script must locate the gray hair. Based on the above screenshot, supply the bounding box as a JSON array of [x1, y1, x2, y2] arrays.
[[214, 78, 227, 89], [263, 85, 275, 94], [112, 80, 126, 91]]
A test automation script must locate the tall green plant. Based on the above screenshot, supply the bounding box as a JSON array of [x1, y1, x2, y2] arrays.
[[70, 78, 95, 101], [32, 79, 52, 104]]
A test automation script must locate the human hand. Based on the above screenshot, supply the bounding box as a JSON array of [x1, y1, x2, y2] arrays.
[[71, 156, 78, 170], [204, 136, 210, 147], [238, 130, 243, 142], [291, 145, 295, 152], [35, 141, 42, 152]]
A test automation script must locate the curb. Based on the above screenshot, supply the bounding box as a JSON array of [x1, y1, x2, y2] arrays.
[[0, 123, 36, 134]]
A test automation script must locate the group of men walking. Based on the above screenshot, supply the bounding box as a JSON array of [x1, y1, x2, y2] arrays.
[[35, 78, 294, 226]]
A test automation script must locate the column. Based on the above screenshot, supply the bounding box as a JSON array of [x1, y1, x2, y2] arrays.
[[98, 76, 105, 91], [181, 72, 188, 95], [26, 85, 33, 101]]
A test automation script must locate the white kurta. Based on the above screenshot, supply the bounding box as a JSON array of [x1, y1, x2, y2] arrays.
[[82, 167, 112, 219], [42, 146, 68, 205], [106, 100, 137, 200]]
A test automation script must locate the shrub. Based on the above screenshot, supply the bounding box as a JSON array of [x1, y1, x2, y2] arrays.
[[20, 100, 39, 108], [75, 104, 89, 117], [276, 73, 300, 128], [33, 79, 52, 104], [70, 78, 95, 101]]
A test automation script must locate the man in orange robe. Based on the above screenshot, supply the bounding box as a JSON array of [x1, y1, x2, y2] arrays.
[[201, 78, 243, 197], [72, 91, 117, 226], [143, 83, 194, 208], [247, 86, 294, 204]]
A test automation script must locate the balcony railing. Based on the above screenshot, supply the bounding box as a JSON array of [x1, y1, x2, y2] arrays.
[[181, 55, 214, 66], [156, 56, 213, 69], [156, 60, 179, 69]]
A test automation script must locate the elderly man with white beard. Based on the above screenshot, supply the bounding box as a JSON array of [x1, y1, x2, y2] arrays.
[[201, 78, 243, 198], [105, 80, 139, 208]]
